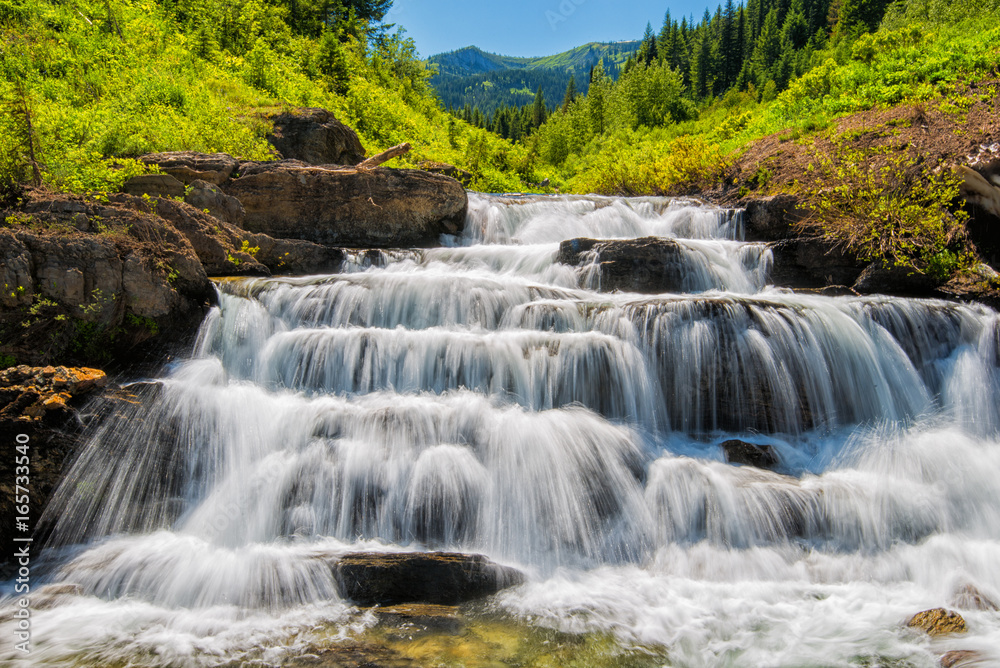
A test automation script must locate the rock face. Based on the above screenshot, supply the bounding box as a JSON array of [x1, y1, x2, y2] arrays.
[[333, 552, 525, 606], [768, 238, 864, 289], [940, 650, 986, 668], [907, 608, 967, 636], [267, 108, 366, 166], [0, 191, 345, 367], [0, 366, 109, 577], [557, 237, 688, 293], [184, 179, 245, 226], [123, 174, 185, 198], [140, 151, 240, 185], [741, 194, 805, 241], [225, 166, 469, 247], [721, 439, 779, 469]]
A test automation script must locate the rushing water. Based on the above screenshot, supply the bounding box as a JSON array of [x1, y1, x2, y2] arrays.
[[5, 193, 1000, 666]]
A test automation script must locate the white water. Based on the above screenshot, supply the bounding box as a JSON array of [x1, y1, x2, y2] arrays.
[[4, 193, 1000, 666]]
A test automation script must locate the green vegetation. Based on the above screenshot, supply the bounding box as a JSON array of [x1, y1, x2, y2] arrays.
[[0, 0, 536, 194], [799, 140, 973, 277]]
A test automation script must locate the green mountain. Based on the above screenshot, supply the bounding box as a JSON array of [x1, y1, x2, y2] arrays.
[[428, 42, 640, 114]]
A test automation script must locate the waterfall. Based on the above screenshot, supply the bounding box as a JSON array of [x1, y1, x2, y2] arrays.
[[6, 193, 1000, 666]]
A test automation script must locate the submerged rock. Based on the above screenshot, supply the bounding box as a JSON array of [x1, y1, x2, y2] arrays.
[[951, 583, 1000, 612], [225, 166, 468, 247], [333, 552, 524, 606], [940, 650, 986, 668], [267, 107, 366, 166], [720, 439, 779, 469], [557, 236, 688, 293], [907, 608, 967, 636]]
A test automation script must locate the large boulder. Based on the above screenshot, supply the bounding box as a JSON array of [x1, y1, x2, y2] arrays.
[[224, 166, 469, 247], [557, 236, 688, 293], [139, 151, 239, 185], [852, 262, 942, 296], [122, 174, 185, 199], [267, 108, 366, 166], [333, 552, 524, 606]]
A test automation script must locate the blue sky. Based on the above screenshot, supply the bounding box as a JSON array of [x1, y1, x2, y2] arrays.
[[384, 0, 715, 59]]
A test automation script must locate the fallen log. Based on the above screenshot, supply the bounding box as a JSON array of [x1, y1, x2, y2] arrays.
[[356, 142, 411, 170]]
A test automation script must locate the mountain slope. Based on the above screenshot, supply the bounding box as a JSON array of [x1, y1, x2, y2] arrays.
[[428, 42, 640, 114]]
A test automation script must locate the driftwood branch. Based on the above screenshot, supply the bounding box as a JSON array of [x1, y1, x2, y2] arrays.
[[356, 142, 411, 170]]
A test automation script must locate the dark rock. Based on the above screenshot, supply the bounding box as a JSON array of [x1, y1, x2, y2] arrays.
[[720, 439, 779, 469], [267, 108, 366, 166], [906, 608, 967, 636], [769, 238, 864, 289], [852, 262, 943, 296], [951, 583, 1000, 611], [333, 552, 524, 606], [184, 180, 245, 226], [122, 174, 185, 198], [140, 151, 239, 185], [418, 161, 473, 186], [224, 166, 468, 247], [741, 194, 807, 241], [557, 236, 688, 293]]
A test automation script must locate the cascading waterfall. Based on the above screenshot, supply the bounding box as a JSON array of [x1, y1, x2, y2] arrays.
[[5, 192, 1000, 666]]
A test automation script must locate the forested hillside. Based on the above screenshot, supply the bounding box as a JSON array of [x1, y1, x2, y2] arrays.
[[428, 42, 639, 117], [0, 0, 538, 195]]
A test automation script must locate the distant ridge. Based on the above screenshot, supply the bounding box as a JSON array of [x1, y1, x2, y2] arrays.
[[427, 42, 640, 115]]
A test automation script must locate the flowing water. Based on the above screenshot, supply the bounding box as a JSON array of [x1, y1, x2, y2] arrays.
[[4, 193, 1000, 666]]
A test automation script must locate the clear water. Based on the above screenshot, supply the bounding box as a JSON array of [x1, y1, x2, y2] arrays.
[[4, 193, 1000, 666]]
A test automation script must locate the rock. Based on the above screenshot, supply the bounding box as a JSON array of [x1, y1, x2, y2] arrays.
[[720, 439, 779, 469], [333, 552, 524, 606], [0, 232, 34, 307], [224, 166, 469, 247], [769, 238, 864, 289], [907, 608, 967, 636], [418, 161, 473, 186], [122, 174, 185, 198], [951, 583, 1000, 612], [958, 165, 1000, 267], [741, 194, 806, 241], [250, 236, 345, 275], [267, 108, 366, 166], [557, 237, 688, 293], [940, 650, 986, 667], [184, 180, 245, 226], [140, 151, 239, 185], [0, 366, 110, 578], [852, 262, 943, 296]]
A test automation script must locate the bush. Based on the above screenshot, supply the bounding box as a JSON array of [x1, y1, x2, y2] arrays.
[[799, 140, 973, 277]]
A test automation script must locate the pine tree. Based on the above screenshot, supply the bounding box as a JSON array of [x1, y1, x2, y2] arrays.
[[562, 76, 577, 111], [532, 86, 547, 128]]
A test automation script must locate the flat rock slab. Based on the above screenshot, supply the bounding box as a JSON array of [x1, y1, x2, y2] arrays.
[[334, 552, 524, 606], [224, 167, 468, 248]]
